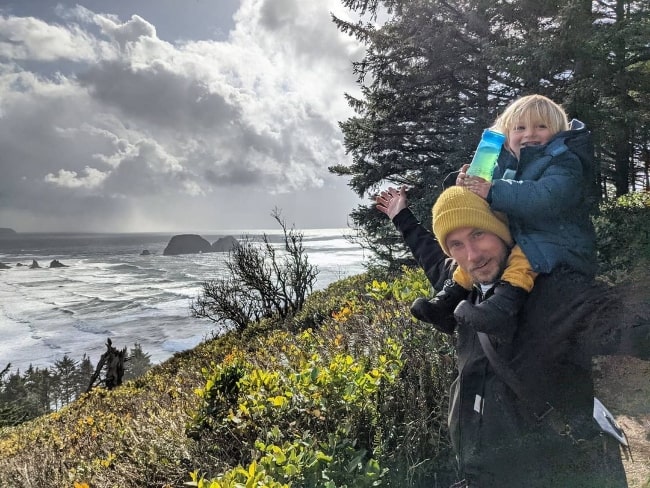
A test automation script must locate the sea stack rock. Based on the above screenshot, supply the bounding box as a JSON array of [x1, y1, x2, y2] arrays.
[[211, 236, 239, 252], [49, 259, 67, 268], [0, 262, 10, 269], [29, 259, 40, 269], [140, 249, 151, 256], [163, 234, 213, 255]]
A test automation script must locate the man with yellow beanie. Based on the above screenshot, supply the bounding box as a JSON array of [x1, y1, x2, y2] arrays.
[[375, 185, 628, 488], [410, 185, 536, 341]]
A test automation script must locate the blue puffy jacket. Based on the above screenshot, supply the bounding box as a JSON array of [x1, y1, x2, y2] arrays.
[[489, 119, 597, 277]]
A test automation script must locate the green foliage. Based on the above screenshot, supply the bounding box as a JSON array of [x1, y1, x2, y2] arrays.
[[594, 192, 650, 279], [292, 273, 377, 331], [0, 365, 28, 428], [123, 343, 153, 381], [333, 0, 496, 265], [190, 335, 402, 487], [53, 355, 78, 406], [365, 266, 430, 303], [191, 361, 245, 432], [188, 268, 457, 488]]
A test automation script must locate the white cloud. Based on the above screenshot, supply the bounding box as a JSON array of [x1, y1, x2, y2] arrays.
[[93, 13, 157, 50], [0, 14, 108, 61], [0, 0, 366, 232], [44, 167, 107, 189]]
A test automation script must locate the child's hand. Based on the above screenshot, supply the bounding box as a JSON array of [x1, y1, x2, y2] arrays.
[[464, 176, 491, 200], [455, 164, 470, 186]]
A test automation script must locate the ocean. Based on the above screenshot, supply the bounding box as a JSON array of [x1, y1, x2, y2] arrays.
[[0, 230, 367, 372]]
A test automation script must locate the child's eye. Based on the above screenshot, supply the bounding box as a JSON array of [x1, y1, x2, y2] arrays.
[[536, 124, 548, 129], [514, 126, 526, 132]]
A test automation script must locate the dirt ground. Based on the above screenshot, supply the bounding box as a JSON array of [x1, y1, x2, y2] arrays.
[[594, 355, 650, 488]]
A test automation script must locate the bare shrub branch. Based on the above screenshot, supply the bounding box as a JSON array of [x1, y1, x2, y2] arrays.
[[191, 210, 319, 331]]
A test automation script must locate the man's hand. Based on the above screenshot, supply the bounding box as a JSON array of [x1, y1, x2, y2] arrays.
[[375, 186, 408, 220]]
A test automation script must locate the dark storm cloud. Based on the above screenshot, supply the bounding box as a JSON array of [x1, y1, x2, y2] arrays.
[[77, 61, 241, 132]]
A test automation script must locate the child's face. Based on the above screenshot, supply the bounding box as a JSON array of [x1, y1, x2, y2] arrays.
[[507, 119, 554, 159]]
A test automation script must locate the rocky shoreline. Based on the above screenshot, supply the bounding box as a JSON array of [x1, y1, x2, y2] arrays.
[[0, 259, 69, 269]]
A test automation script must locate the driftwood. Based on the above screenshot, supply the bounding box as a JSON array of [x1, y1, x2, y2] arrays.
[[86, 338, 128, 393]]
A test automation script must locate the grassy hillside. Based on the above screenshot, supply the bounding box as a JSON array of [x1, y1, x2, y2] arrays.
[[1, 192, 648, 487], [0, 270, 460, 487]]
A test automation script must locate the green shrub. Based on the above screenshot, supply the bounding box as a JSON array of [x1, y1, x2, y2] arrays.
[[190, 335, 402, 487], [594, 191, 650, 279], [188, 267, 458, 487], [292, 273, 375, 331]]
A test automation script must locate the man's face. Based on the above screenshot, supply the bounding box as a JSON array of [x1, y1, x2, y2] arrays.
[[445, 227, 509, 285]]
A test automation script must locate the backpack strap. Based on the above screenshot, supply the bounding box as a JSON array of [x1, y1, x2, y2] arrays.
[[476, 330, 632, 452], [475, 331, 555, 421]]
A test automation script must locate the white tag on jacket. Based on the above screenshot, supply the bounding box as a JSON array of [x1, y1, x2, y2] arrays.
[[474, 394, 484, 414]]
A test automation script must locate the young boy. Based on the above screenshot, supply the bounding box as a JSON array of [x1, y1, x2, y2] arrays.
[[411, 95, 597, 333]]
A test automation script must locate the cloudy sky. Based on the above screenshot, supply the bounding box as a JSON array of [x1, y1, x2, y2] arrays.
[[0, 0, 368, 232]]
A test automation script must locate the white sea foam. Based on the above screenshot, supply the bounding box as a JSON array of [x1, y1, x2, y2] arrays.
[[0, 230, 367, 371]]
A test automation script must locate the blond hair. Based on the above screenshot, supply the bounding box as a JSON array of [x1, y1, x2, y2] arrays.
[[491, 95, 570, 144]]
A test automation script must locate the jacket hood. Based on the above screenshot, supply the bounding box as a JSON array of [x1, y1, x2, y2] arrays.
[[509, 118, 594, 179]]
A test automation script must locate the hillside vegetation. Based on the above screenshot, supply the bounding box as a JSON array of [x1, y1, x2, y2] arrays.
[[0, 193, 649, 488], [0, 270, 460, 488]]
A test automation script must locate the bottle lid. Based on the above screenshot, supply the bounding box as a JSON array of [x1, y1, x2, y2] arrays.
[[483, 129, 506, 144]]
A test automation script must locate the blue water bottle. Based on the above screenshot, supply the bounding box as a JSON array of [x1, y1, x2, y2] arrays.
[[467, 129, 506, 182]]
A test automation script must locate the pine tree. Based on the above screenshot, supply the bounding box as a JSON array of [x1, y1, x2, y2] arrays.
[[0, 365, 26, 427], [75, 354, 95, 399], [33, 367, 55, 415], [331, 0, 532, 265], [22, 365, 50, 417], [332, 0, 650, 263], [124, 343, 152, 381], [494, 0, 650, 196], [580, 0, 650, 196], [54, 355, 78, 406]]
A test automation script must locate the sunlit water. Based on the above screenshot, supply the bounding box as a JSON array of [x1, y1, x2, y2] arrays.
[[0, 230, 367, 371]]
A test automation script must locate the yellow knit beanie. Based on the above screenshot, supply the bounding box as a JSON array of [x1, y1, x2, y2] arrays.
[[432, 186, 513, 256]]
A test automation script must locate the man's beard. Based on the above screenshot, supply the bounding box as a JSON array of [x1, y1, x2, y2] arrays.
[[470, 245, 510, 285]]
